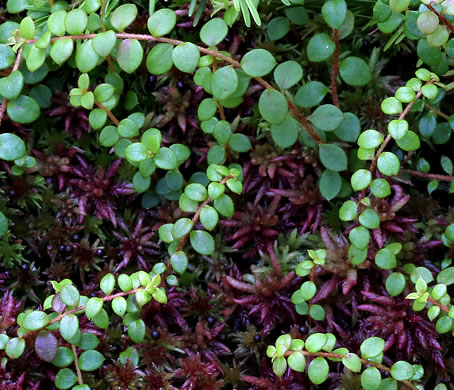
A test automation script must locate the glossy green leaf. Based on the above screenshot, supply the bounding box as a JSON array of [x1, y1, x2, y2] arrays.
[[190, 230, 215, 255], [310, 104, 343, 131], [267, 17, 290, 41], [85, 297, 103, 319], [50, 39, 74, 65], [78, 350, 105, 371], [307, 33, 335, 62], [148, 9, 176, 37], [171, 251, 188, 273], [52, 347, 74, 368], [92, 30, 116, 57], [60, 314, 79, 341], [112, 296, 127, 316], [0, 44, 15, 70], [75, 40, 100, 73], [111, 4, 137, 31], [0, 133, 26, 161], [22, 311, 49, 331], [60, 284, 80, 307], [65, 9, 88, 35], [241, 49, 276, 77], [339, 56, 371, 86], [117, 39, 143, 74], [172, 42, 200, 73], [146, 43, 173, 75], [7, 95, 40, 124], [319, 169, 341, 200], [200, 205, 219, 230], [319, 143, 347, 171], [361, 366, 381, 390], [55, 368, 77, 389], [308, 357, 329, 385], [259, 89, 288, 125], [295, 81, 329, 108], [322, 0, 347, 29], [200, 18, 228, 46], [128, 319, 145, 343], [212, 66, 238, 100]]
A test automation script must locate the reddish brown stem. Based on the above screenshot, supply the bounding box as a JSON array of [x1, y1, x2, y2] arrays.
[[95, 101, 120, 126], [331, 29, 340, 109], [0, 47, 22, 129], [72, 344, 83, 385], [427, 3, 454, 33], [402, 169, 454, 182], [427, 296, 450, 313], [25, 33, 322, 144]]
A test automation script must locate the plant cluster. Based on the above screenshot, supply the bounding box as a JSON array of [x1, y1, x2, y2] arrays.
[[0, 0, 453, 389]]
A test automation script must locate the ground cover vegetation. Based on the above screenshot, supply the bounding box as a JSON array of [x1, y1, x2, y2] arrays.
[[0, 0, 453, 388]]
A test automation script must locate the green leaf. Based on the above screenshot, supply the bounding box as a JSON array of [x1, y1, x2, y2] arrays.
[[92, 30, 116, 57], [307, 33, 335, 62], [361, 367, 382, 390], [349, 226, 370, 249], [359, 209, 380, 229], [100, 273, 115, 295], [351, 169, 372, 191], [185, 183, 208, 201], [226, 178, 242, 194], [267, 17, 290, 41], [322, 0, 347, 28], [342, 353, 361, 372], [125, 143, 148, 163], [5, 337, 25, 358], [229, 133, 252, 152], [259, 89, 288, 125], [273, 61, 303, 90], [75, 40, 100, 73], [270, 114, 299, 149], [358, 129, 383, 149], [305, 333, 327, 353], [310, 104, 343, 131], [85, 297, 103, 319], [272, 356, 287, 376], [437, 267, 454, 285], [78, 350, 105, 371], [319, 143, 347, 171], [381, 97, 402, 115], [118, 274, 133, 292], [212, 66, 238, 100], [50, 39, 74, 65], [0, 211, 8, 237], [200, 205, 219, 230], [241, 49, 276, 77], [377, 152, 400, 176], [89, 109, 107, 129], [172, 218, 194, 239], [171, 251, 188, 273], [319, 169, 341, 200], [388, 119, 408, 140], [190, 230, 215, 255], [360, 337, 385, 359], [7, 95, 40, 124], [295, 81, 329, 108], [155, 147, 178, 170], [146, 43, 174, 75], [60, 314, 79, 341], [52, 347, 74, 368], [172, 42, 200, 73], [208, 182, 225, 199], [60, 285, 80, 307], [111, 4, 137, 31], [308, 357, 329, 385], [0, 44, 15, 70], [441, 155, 453, 175], [339, 56, 371, 86], [370, 178, 391, 198], [148, 9, 176, 37], [395, 87, 415, 103], [112, 296, 127, 316], [26, 45, 45, 72], [339, 200, 357, 221], [214, 194, 234, 217], [47, 11, 67, 37], [385, 272, 406, 296], [288, 351, 305, 372], [128, 319, 145, 343], [22, 311, 49, 331], [65, 9, 88, 35], [77, 333, 99, 351], [396, 131, 420, 151], [200, 18, 228, 46], [55, 368, 77, 389], [390, 361, 414, 381], [0, 133, 26, 161], [375, 248, 397, 270], [117, 39, 143, 74]]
